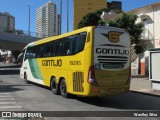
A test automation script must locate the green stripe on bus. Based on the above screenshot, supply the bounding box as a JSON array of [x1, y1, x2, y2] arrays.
[[29, 59, 43, 80]]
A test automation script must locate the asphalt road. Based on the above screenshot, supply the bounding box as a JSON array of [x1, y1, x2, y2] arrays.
[[0, 63, 160, 120]]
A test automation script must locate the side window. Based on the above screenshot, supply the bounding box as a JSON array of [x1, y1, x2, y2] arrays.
[[63, 37, 71, 55], [58, 39, 64, 56], [50, 40, 61, 57], [74, 34, 80, 54], [17, 49, 25, 63], [24, 47, 31, 60], [50, 41, 56, 57], [36, 45, 44, 58], [70, 32, 87, 55], [43, 43, 52, 57], [32, 47, 37, 58], [70, 35, 77, 55], [29, 47, 34, 59], [79, 32, 87, 51]]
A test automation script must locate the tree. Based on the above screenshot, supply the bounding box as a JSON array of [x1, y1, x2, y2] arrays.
[[78, 9, 144, 54], [78, 13, 100, 28], [105, 13, 144, 54], [78, 8, 108, 28]]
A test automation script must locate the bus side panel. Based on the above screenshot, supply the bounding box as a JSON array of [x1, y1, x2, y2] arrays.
[[20, 59, 45, 85]]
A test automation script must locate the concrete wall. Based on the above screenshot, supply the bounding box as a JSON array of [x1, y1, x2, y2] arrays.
[[0, 32, 40, 51], [73, 0, 107, 30]]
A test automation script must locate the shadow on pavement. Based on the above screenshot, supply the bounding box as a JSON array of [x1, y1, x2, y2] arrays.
[[26, 81, 51, 90], [0, 69, 20, 75], [23, 80, 160, 110], [74, 92, 160, 110], [0, 85, 24, 93]]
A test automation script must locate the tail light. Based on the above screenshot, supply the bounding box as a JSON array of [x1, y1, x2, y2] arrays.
[[93, 26, 97, 29], [88, 66, 98, 86], [126, 66, 131, 84]]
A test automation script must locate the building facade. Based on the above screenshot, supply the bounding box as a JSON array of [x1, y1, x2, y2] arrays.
[[73, 0, 107, 30], [101, 2, 160, 76], [36, 1, 58, 38], [127, 2, 160, 49], [126, 2, 160, 75], [57, 14, 61, 35], [0, 12, 15, 33]]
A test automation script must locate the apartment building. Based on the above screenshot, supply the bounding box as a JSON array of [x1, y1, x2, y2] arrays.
[[0, 12, 15, 32], [36, 1, 58, 38], [126, 2, 160, 75]]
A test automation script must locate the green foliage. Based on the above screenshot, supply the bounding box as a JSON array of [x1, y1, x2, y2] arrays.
[[78, 9, 145, 54], [78, 8, 108, 28], [95, 8, 109, 17], [105, 13, 144, 53], [78, 13, 100, 28]]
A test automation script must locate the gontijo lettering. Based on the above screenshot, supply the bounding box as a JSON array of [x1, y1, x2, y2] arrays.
[[96, 48, 129, 55], [42, 59, 62, 67]]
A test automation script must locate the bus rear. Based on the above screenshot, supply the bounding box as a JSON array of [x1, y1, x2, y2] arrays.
[[87, 26, 131, 96]]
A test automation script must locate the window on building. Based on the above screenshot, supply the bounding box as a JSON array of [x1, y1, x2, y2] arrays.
[[142, 18, 149, 39]]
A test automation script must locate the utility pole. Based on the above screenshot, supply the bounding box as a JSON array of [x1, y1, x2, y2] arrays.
[[60, 0, 62, 34], [67, 0, 69, 32], [27, 5, 30, 36]]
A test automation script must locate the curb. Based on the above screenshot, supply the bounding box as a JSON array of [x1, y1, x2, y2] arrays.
[[131, 75, 148, 78], [130, 90, 160, 97]]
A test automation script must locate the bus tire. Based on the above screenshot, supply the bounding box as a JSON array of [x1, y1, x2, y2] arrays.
[[51, 77, 59, 95], [60, 79, 69, 98], [24, 73, 29, 84]]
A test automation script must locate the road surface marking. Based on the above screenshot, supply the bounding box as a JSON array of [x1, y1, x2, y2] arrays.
[[0, 95, 12, 98], [0, 102, 17, 104], [0, 93, 10, 95], [0, 98, 15, 100], [0, 106, 22, 109]]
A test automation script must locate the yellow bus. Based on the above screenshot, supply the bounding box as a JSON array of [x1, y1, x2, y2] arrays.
[[19, 26, 131, 98]]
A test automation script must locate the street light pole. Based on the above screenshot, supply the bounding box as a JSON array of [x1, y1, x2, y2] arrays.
[[27, 5, 30, 36], [60, 0, 62, 34], [67, 0, 69, 32]]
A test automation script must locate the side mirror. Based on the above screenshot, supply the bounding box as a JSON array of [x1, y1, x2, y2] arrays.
[[17, 53, 23, 63]]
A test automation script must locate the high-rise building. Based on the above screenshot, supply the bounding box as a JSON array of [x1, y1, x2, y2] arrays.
[[73, 0, 107, 30], [0, 12, 15, 32], [57, 14, 61, 35], [36, 1, 58, 38]]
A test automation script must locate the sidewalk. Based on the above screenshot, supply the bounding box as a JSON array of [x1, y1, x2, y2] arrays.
[[130, 77, 160, 97]]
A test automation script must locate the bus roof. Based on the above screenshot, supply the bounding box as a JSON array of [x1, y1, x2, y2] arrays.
[[26, 26, 94, 48], [25, 26, 126, 49]]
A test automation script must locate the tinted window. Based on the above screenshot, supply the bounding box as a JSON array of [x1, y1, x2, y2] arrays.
[[24, 47, 31, 60], [24, 32, 87, 59], [50, 41, 56, 57], [70, 32, 87, 55], [43, 43, 52, 57], [63, 38, 71, 55], [36, 45, 44, 58]]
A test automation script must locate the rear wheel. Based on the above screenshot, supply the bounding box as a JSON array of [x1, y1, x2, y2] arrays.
[[24, 73, 29, 84], [60, 79, 69, 98], [51, 77, 59, 95]]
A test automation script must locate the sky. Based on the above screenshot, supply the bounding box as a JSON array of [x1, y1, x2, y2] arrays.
[[0, 0, 159, 35]]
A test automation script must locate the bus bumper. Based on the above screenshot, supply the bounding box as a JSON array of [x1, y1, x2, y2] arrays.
[[86, 84, 130, 97]]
